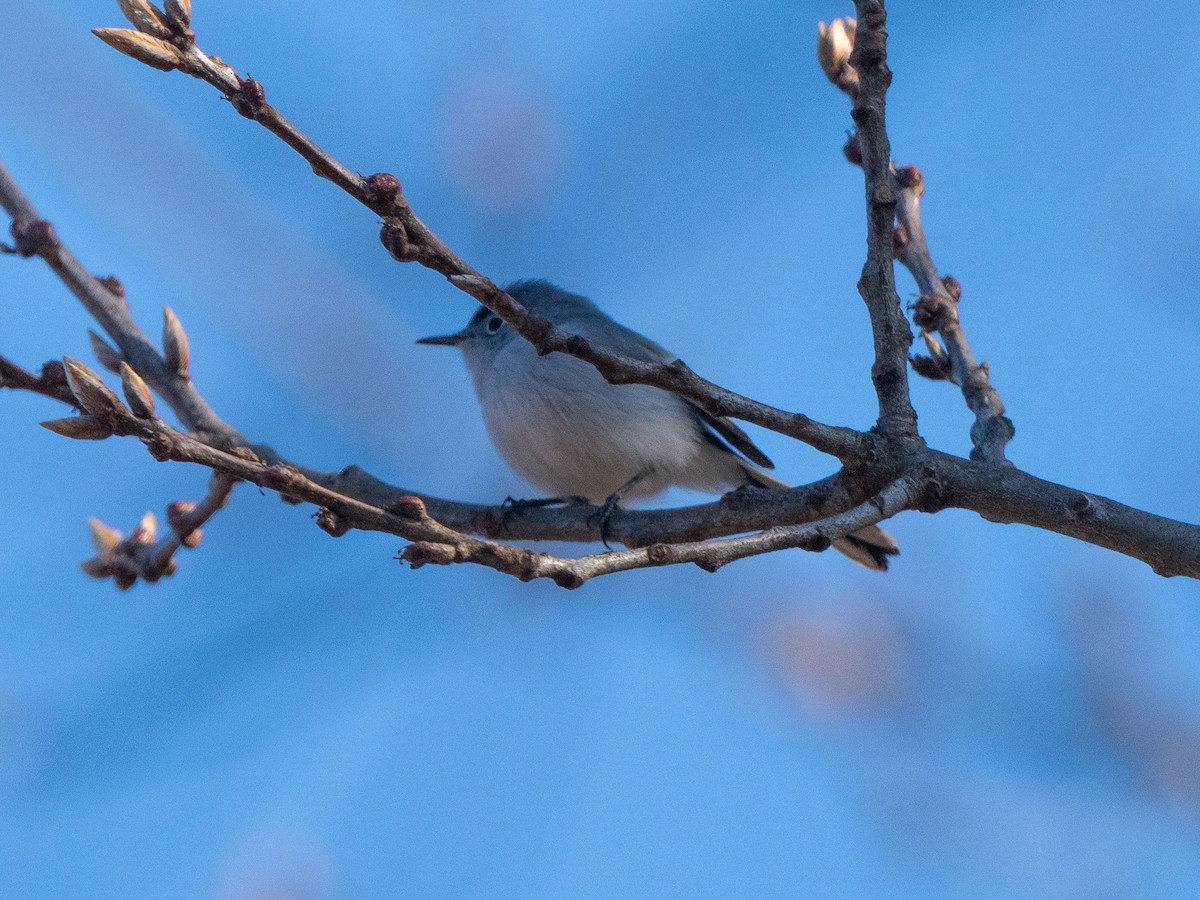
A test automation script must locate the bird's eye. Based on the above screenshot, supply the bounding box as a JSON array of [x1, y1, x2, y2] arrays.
[[486, 316, 504, 333]]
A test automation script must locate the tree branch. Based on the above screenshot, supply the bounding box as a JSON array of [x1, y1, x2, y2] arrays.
[[89, 12, 869, 464], [0, 355, 78, 408], [928, 453, 1200, 579], [80, 472, 237, 589], [820, 11, 1013, 463], [896, 166, 1014, 464], [46, 365, 892, 586], [3, 2, 1195, 587], [0, 153, 894, 581], [844, 2, 919, 441], [0, 162, 241, 447]]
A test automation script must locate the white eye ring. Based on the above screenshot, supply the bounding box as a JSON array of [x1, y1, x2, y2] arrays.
[[486, 316, 504, 333]]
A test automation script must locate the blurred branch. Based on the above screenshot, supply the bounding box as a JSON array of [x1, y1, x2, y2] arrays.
[[80, 472, 236, 590]]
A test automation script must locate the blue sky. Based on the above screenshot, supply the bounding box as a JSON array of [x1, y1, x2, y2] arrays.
[[2, 1, 1199, 897]]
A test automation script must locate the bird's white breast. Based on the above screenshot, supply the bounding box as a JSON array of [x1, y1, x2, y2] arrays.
[[474, 338, 705, 503]]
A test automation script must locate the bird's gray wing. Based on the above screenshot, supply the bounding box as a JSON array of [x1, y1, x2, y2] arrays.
[[577, 313, 775, 470]]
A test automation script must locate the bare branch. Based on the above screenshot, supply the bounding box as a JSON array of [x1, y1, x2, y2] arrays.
[[81, 472, 236, 589], [405, 475, 924, 586], [929, 453, 1200, 579], [2, 2, 1192, 588], [0, 355, 78, 407], [0, 162, 240, 446], [894, 165, 1014, 464], [87, 14, 869, 464], [86, 396, 893, 586], [313, 465, 890, 549], [824, 12, 1013, 464], [843, 3, 919, 440]]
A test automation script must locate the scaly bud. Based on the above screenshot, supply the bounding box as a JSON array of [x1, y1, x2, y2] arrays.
[[164, 0, 192, 30], [166, 500, 197, 531], [817, 19, 854, 83], [92, 28, 182, 72], [117, 0, 172, 38], [81, 558, 118, 580], [129, 512, 157, 545], [379, 221, 413, 262], [162, 306, 190, 376], [40, 416, 115, 440], [119, 362, 155, 418], [88, 517, 122, 555], [62, 357, 123, 417], [89, 330, 124, 374]]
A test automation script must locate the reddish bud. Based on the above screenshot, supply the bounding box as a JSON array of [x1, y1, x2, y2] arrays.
[[315, 508, 349, 537], [942, 274, 962, 302], [40, 360, 67, 385], [842, 134, 863, 167], [9, 219, 56, 257], [390, 496, 428, 520], [166, 500, 197, 531], [400, 542, 459, 569], [98, 275, 126, 298], [894, 165, 923, 190], [230, 77, 266, 119], [364, 173, 402, 202], [380, 222, 416, 262], [910, 354, 951, 381]]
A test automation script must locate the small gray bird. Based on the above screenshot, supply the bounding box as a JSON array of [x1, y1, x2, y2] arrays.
[[418, 280, 898, 570]]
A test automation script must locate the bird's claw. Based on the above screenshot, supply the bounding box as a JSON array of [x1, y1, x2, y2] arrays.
[[588, 493, 623, 549]]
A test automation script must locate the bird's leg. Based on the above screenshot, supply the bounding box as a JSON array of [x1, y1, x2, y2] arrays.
[[500, 495, 585, 531], [590, 469, 652, 549]]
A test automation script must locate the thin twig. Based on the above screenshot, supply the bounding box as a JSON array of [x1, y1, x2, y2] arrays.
[[893, 166, 1014, 464], [0, 162, 241, 446], [87, 15, 868, 464], [61, 377, 891, 586], [406, 475, 925, 586], [845, 1, 919, 441], [820, 11, 1012, 464], [81, 472, 238, 589], [0, 355, 78, 407]]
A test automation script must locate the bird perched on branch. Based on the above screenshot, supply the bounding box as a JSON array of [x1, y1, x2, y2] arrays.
[[419, 280, 898, 570]]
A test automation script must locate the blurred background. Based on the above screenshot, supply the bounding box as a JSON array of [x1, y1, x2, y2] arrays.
[[2, 1, 1199, 897]]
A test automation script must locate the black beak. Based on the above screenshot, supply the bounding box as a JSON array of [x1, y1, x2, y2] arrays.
[[416, 331, 467, 346]]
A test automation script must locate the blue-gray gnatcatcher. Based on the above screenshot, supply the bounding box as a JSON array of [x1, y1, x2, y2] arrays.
[[418, 280, 898, 570]]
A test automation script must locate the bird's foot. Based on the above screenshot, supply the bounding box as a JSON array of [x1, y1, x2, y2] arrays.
[[588, 493, 624, 550]]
